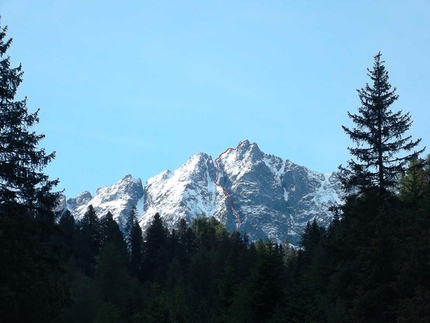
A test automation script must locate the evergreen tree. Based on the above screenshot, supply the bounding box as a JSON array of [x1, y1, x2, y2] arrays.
[[250, 240, 287, 322], [58, 209, 77, 259], [75, 205, 101, 275], [0, 23, 59, 213], [395, 155, 430, 321], [340, 52, 424, 196], [300, 218, 326, 257], [177, 218, 197, 258], [214, 262, 236, 323], [96, 241, 132, 313], [124, 205, 138, 253], [331, 53, 427, 321], [191, 215, 218, 250], [130, 219, 144, 277], [99, 211, 124, 249], [142, 213, 169, 283], [172, 219, 194, 275], [400, 157, 429, 206], [0, 20, 71, 322]]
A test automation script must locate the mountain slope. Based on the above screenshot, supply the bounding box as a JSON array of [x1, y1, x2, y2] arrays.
[[63, 174, 144, 230], [63, 140, 342, 245], [139, 140, 341, 244]]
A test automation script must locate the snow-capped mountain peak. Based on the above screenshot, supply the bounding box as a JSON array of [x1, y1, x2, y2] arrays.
[[139, 140, 342, 244], [63, 141, 342, 245], [141, 152, 218, 229], [66, 174, 144, 229]]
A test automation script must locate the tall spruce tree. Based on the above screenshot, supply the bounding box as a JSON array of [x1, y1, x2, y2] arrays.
[[0, 20, 70, 322], [76, 205, 101, 275], [124, 205, 137, 253], [130, 219, 144, 277], [142, 213, 169, 283], [340, 52, 424, 196], [329, 53, 426, 321], [0, 23, 59, 214]]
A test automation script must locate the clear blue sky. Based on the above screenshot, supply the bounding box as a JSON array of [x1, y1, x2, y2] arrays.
[[1, 1, 429, 197]]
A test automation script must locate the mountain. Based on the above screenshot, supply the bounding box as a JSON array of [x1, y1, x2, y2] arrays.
[[59, 175, 144, 230], [62, 140, 342, 245]]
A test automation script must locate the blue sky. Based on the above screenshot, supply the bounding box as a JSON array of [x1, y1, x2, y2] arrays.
[[1, 1, 429, 197]]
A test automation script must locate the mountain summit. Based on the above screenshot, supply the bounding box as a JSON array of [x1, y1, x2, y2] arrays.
[[62, 140, 342, 245]]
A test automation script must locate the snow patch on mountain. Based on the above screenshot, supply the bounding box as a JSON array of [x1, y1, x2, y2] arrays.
[[65, 174, 144, 230], [140, 152, 220, 230]]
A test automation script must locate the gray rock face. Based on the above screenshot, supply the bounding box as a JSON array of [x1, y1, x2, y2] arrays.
[[64, 174, 144, 230], [62, 141, 342, 245], [139, 140, 342, 245], [66, 191, 92, 211]]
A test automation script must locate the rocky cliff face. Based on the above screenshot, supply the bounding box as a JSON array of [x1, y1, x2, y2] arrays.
[[62, 140, 342, 245], [63, 175, 144, 230]]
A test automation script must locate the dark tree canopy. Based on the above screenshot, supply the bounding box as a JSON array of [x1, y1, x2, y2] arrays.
[[340, 52, 424, 195]]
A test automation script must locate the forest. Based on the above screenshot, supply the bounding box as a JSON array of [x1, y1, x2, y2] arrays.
[[1, 20, 430, 323]]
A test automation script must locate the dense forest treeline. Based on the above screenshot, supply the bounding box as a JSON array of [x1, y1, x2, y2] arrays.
[[1, 19, 430, 322], [63, 157, 430, 323], [57, 208, 288, 322], [2, 156, 430, 323]]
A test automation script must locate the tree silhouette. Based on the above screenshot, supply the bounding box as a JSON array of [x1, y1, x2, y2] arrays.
[[340, 52, 424, 196]]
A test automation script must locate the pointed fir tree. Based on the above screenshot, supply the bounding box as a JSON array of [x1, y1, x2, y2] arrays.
[[130, 219, 144, 277], [0, 22, 59, 215], [340, 52, 424, 196], [124, 205, 137, 253], [100, 211, 125, 249], [0, 20, 71, 321], [399, 157, 429, 206], [76, 205, 101, 275], [142, 213, 169, 283]]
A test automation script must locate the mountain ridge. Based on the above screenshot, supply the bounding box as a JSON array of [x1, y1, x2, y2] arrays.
[[60, 140, 342, 245]]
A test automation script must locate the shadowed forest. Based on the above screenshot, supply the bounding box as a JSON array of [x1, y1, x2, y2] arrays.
[[1, 20, 430, 323]]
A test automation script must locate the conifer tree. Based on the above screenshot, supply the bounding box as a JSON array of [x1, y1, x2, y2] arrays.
[[0, 22, 59, 214], [76, 205, 101, 275], [329, 53, 426, 321], [124, 205, 137, 253], [130, 219, 144, 277], [399, 157, 429, 205], [251, 240, 287, 322], [58, 209, 76, 253], [142, 213, 169, 282], [340, 52, 424, 195], [100, 211, 125, 249], [0, 20, 70, 321]]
